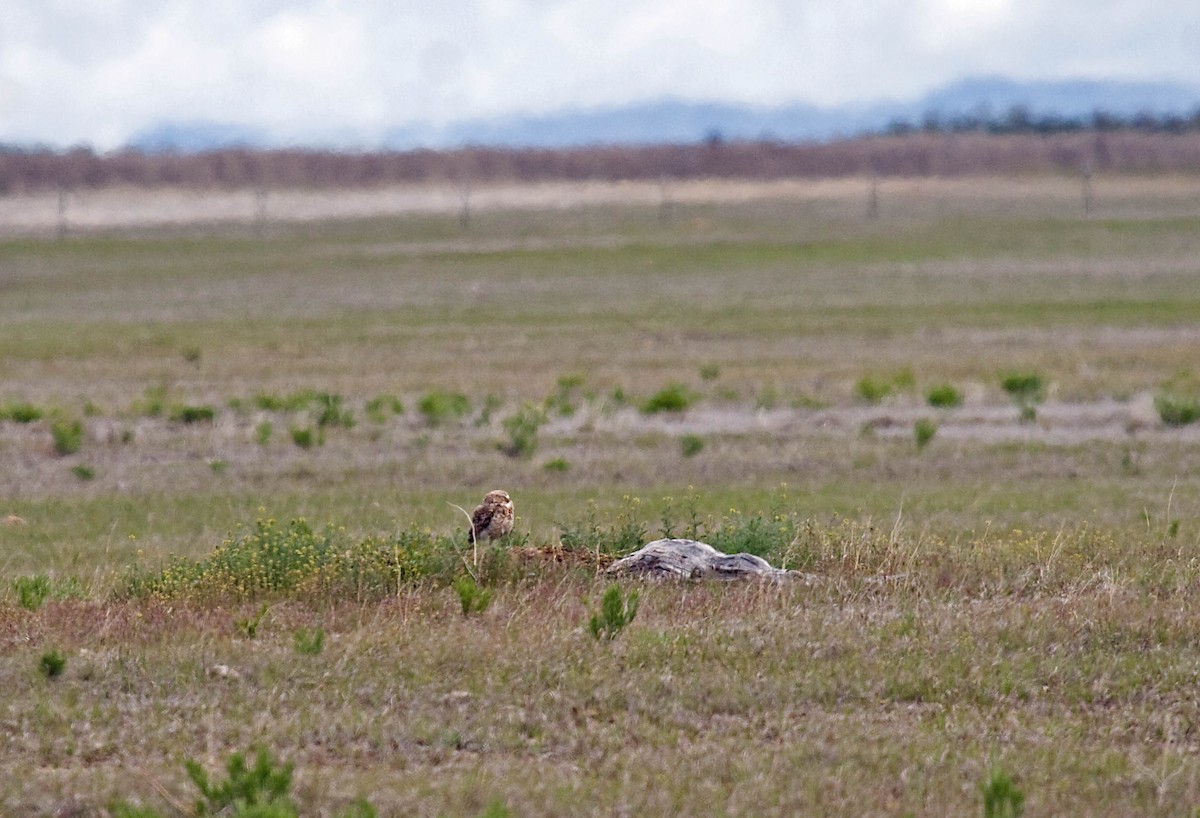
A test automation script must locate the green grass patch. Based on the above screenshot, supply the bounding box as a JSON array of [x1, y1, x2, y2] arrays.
[[1155, 392, 1200, 426], [123, 517, 462, 603], [418, 390, 471, 426], [1, 401, 43, 423], [50, 417, 83, 455], [169, 404, 216, 424], [641, 383, 696, 414], [926, 383, 964, 408]]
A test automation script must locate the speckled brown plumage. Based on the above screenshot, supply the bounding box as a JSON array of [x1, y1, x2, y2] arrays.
[[469, 490, 514, 543]]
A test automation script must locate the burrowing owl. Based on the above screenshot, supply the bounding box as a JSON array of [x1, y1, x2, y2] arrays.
[[469, 490, 514, 543]]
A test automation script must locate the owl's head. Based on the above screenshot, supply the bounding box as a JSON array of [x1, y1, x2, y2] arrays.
[[483, 490, 512, 507]]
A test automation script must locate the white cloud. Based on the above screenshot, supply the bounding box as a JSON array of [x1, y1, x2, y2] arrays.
[[1, 0, 1198, 149]]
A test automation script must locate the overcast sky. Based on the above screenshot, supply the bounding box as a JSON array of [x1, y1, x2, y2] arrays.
[[3, 0, 1199, 150]]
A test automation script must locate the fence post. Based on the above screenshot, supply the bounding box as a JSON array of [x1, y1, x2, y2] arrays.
[[57, 188, 68, 239], [254, 186, 268, 237], [1081, 161, 1094, 217], [459, 180, 471, 230], [658, 174, 673, 225], [866, 170, 880, 220]]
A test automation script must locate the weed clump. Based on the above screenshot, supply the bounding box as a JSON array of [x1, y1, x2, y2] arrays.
[[680, 434, 705, 457], [50, 417, 83, 455], [558, 496, 647, 556], [112, 746, 377, 818], [1001, 373, 1046, 422], [926, 383, 964, 408], [855, 376, 892, 404], [255, 420, 273, 445], [543, 456, 570, 472], [293, 626, 325, 655], [641, 383, 695, 414], [40, 649, 66, 678], [1, 402, 43, 423], [313, 392, 355, 429], [170, 405, 216, 424], [500, 402, 546, 458], [914, 417, 938, 449], [857, 370, 916, 404], [14, 574, 51, 610], [980, 767, 1025, 818], [1155, 392, 1200, 426], [132, 384, 169, 417], [588, 583, 639, 641], [364, 393, 404, 423], [453, 574, 493, 616], [418, 390, 470, 426], [124, 517, 457, 603], [545, 374, 585, 417], [289, 426, 319, 449]]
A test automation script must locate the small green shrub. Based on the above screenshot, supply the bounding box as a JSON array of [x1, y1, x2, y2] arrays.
[[680, 434, 705, 457], [545, 374, 585, 417], [14, 574, 51, 610], [313, 393, 355, 428], [1001, 373, 1045, 403], [543, 456, 570, 472], [914, 418, 937, 449], [50, 418, 83, 455], [289, 426, 318, 449], [699, 363, 721, 381], [40, 649, 66, 679], [181, 346, 202, 365], [133, 384, 169, 417], [113, 747, 376, 818], [70, 464, 95, 480], [588, 583, 640, 641], [253, 390, 318, 413], [293, 627, 325, 656], [170, 404, 216, 424], [453, 574, 493, 617], [980, 767, 1025, 818], [236, 603, 270, 639], [1155, 392, 1200, 426], [474, 394, 503, 427], [185, 746, 295, 816], [124, 517, 457, 602], [500, 402, 546, 458], [558, 496, 647, 556], [364, 394, 404, 423], [641, 383, 695, 414], [418, 390, 470, 426], [255, 420, 273, 445], [2, 402, 43, 423], [1001, 373, 1046, 423], [854, 377, 892, 404], [892, 368, 916, 390], [926, 383, 964, 408], [209, 460, 227, 474]]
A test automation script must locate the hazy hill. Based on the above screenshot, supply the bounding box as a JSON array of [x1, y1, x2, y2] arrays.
[[124, 75, 1200, 153]]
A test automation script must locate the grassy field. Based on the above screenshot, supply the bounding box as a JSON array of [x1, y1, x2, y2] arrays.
[[3, 174, 1200, 816]]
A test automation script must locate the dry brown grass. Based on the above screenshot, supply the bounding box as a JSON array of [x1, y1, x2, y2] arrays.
[[3, 175, 1200, 815], [6, 542, 1200, 816]]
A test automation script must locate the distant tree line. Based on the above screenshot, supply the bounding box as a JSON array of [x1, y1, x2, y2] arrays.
[[3, 125, 1200, 194], [885, 104, 1200, 137]]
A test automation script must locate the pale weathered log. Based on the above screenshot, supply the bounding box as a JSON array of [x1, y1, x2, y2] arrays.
[[606, 538, 794, 581]]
